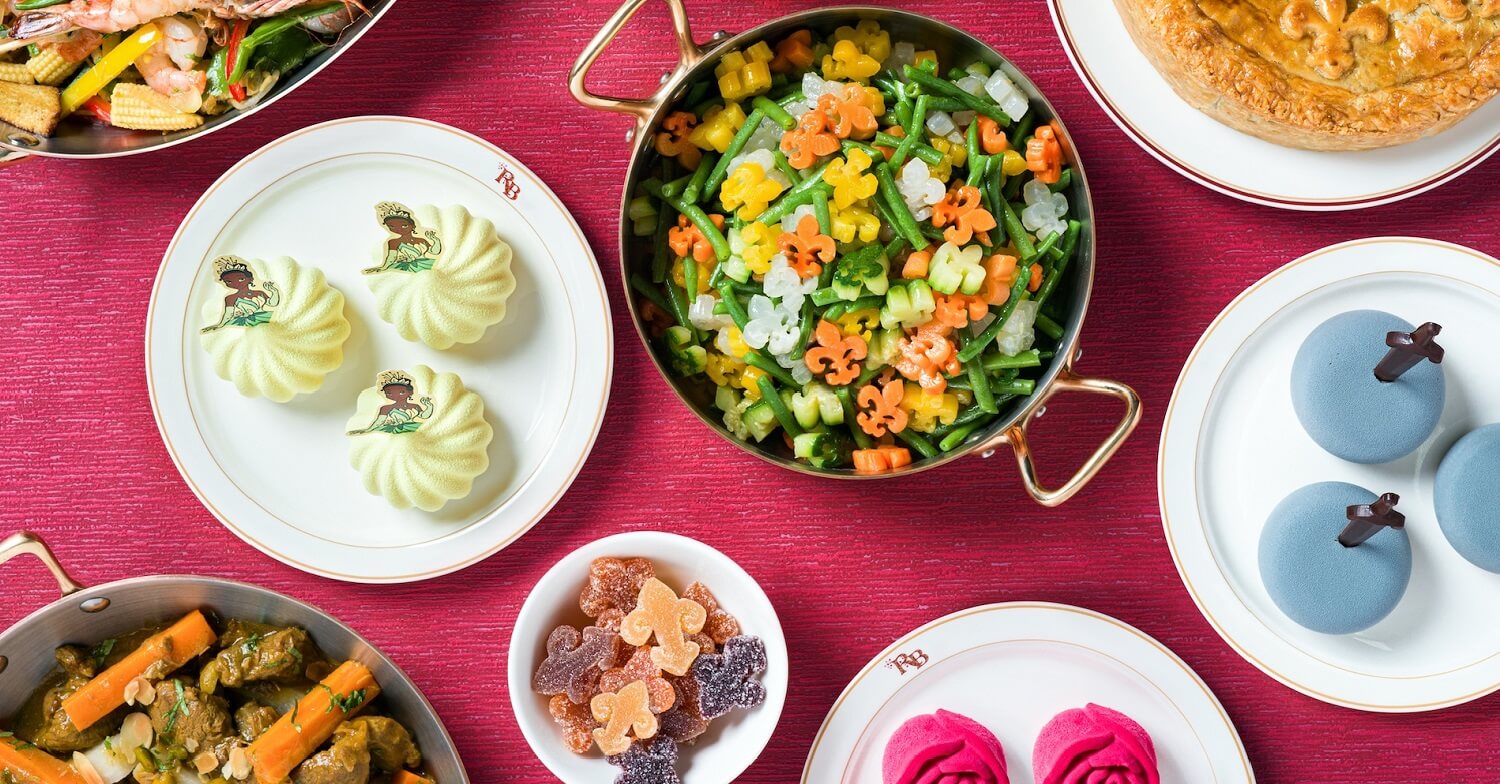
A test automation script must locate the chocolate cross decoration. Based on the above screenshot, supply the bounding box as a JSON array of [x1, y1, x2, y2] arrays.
[[1339, 492, 1405, 548], [1375, 322, 1444, 382]]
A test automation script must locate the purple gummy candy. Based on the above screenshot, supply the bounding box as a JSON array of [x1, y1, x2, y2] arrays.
[[607, 735, 681, 784], [533, 625, 619, 704], [690, 635, 768, 720]]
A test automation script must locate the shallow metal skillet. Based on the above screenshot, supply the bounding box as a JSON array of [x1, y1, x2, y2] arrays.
[[0, 0, 397, 166], [0, 531, 469, 782]]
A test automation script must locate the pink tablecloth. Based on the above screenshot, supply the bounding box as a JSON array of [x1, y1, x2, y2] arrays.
[[4, 1, 1499, 780]]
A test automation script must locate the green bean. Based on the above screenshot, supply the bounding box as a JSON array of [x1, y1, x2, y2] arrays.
[[758, 179, 833, 226], [1035, 220, 1081, 310], [755, 376, 804, 437], [660, 173, 694, 199], [945, 375, 973, 392], [966, 333, 997, 414], [682, 257, 699, 304], [811, 287, 844, 307], [1035, 312, 1065, 341], [1025, 227, 1061, 264], [952, 400, 1003, 427], [981, 349, 1042, 372], [664, 280, 695, 334], [818, 256, 838, 289], [853, 362, 887, 388], [893, 100, 912, 131], [874, 162, 927, 249], [896, 429, 940, 460], [746, 352, 801, 388], [920, 96, 971, 113], [629, 273, 671, 313], [965, 115, 982, 169], [776, 88, 806, 107], [835, 386, 874, 449], [823, 301, 850, 320], [681, 80, 710, 110], [789, 299, 816, 361], [651, 198, 676, 283], [812, 187, 832, 236], [1003, 170, 1024, 202], [992, 379, 1036, 397], [966, 152, 990, 189], [702, 107, 767, 199], [939, 422, 983, 452], [919, 223, 947, 243], [716, 282, 751, 331], [874, 131, 943, 165], [1011, 113, 1038, 150], [883, 236, 909, 261], [753, 95, 796, 130], [903, 65, 1009, 124], [1048, 167, 1073, 193], [681, 151, 717, 204], [998, 196, 1036, 259], [647, 181, 731, 262], [957, 265, 1031, 362], [891, 95, 928, 169], [772, 149, 801, 184]]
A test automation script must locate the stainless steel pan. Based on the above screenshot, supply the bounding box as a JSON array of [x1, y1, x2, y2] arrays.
[[0, 531, 469, 782], [0, 0, 397, 166], [571, 2, 1142, 504]]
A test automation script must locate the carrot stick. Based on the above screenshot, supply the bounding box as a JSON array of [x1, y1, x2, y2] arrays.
[[61, 610, 217, 732], [0, 734, 88, 784], [246, 660, 380, 784], [391, 772, 434, 784]]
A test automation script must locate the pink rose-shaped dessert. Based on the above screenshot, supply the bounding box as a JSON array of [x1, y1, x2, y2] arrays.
[[1033, 703, 1159, 784], [882, 709, 1007, 784]]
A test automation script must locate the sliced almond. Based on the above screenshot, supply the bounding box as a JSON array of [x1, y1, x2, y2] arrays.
[[193, 750, 219, 775], [226, 745, 252, 780], [184, 737, 199, 753], [123, 676, 156, 707], [71, 752, 106, 784], [118, 712, 154, 752]]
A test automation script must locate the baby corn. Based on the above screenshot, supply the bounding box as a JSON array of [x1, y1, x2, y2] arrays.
[[0, 62, 33, 84], [110, 83, 202, 132], [26, 48, 81, 86]]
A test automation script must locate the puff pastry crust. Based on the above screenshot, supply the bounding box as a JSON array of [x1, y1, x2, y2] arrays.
[[1114, 0, 1500, 149]]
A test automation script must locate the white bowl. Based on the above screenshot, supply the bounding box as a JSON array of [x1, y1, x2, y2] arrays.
[[508, 531, 787, 782]]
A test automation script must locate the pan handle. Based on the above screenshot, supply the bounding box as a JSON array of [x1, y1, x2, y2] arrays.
[[569, 0, 705, 133], [0, 531, 85, 597], [985, 362, 1143, 507]]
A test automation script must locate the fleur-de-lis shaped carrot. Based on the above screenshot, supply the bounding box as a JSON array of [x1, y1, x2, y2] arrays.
[[931, 292, 988, 332], [1025, 125, 1063, 185], [668, 213, 726, 263], [893, 328, 960, 394], [770, 29, 814, 73], [780, 109, 842, 169], [778, 214, 836, 279], [931, 185, 997, 246], [654, 111, 702, 170], [857, 377, 908, 436], [980, 253, 1019, 305], [977, 116, 1008, 154], [804, 319, 868, 385], [1280, 0, 1388, 79], [817, 83, 879, 140]]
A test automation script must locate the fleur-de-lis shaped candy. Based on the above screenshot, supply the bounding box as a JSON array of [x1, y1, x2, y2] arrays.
[[590, 679, 658, 756], [532, 625, 619, 704], [1280, 0, 1389, 80], [620, 578, 708, 676]]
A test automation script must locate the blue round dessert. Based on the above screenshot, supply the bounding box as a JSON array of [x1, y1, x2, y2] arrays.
[[1259, 481, 1412, 635], [1291, 310, 1444, 464], [1435, 424, 1500, 573]]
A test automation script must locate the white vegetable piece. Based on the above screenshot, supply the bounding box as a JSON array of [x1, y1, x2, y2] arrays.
[[742, 294, 802, 356], [1021, 178, 1068, 241], [898, 158, 946, 222], [984, 70, 1031, 121], [76, 713, 154, 783], [777, 349, 814, 384], [955, 74, 987, 97], [743, 116, 786, 154], [888, 42, 918, 78], [924, 110, 956, 138], [781, 203, 818, 234], [994, 300, 1040, 356], [952, 110, 976, 128], [689, 293, 733, 331], [763, 254, 817, 311], [726, 148, 790, 189]]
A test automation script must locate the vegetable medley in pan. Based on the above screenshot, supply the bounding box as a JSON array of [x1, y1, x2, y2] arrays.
[[0, 610, 433, 784], [629, 20, 1083, 473], [0, 0, 368, 137]]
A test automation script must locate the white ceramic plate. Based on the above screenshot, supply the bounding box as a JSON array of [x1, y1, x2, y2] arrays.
[[147, 116, 612, 583], [802, 602, 1253, 783], [507, 531, 788, 784], [1049, 0, 1500, 210], [1160, 237, 1500, 711]]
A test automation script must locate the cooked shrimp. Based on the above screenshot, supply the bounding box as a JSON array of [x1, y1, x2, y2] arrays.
[[46, 28, 104, 62], [134, 14, 207, 112], [8, 0, 345, 41]]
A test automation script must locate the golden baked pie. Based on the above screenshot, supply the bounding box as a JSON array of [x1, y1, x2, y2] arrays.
[[1114, 0, 1500, 149]]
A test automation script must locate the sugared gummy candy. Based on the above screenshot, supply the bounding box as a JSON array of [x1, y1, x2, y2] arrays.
[[683, 582, 741, 645], [534, 625, 619, 704], [549, 694, 598, 755], [608, 735, 682, 784], [582, 557, 657, 619], [599, 646, 677, 715], [691, 635, 768, 720]]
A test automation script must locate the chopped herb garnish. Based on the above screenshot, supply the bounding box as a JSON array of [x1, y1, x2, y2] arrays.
[[241, 632, 267, 652], [162, 679, 188, 736], [90, 638, 117, 668], [0, 730, 12, 737], [316, 684, 367, 714], [290, 701, 302, 732]]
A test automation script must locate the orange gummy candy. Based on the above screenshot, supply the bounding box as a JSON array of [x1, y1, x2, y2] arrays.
[[591, 680, 658, 756], [599, 646, 677, 715], [549, 694, 598, 755], [581, 557, 656, 620], [683, 582, 741, 646], [621, 578, 708, 677]]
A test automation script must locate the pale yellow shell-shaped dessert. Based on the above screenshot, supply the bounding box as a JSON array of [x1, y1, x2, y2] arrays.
[[365, 202, 517, 350], [198, 255, 350, 403], [344, 364, 493, 512]]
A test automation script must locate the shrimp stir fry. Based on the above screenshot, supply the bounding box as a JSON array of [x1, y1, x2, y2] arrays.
[[0, 0, 369, 135]]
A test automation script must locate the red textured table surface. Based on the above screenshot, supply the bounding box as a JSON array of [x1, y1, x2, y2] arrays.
[[4, 1, 1499, 780]]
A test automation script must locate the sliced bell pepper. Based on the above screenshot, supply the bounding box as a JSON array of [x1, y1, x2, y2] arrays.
[[60, 22, 160, 115]]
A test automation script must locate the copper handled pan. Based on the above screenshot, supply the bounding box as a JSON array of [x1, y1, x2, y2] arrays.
[[0, 531, 470, 781], [570, 2, 1141, 505]]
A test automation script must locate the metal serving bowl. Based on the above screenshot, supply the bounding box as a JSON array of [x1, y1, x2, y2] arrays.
[[0, 531, 469, 782], [0, 0, 397, 166], [571, 1, 1141, 504]]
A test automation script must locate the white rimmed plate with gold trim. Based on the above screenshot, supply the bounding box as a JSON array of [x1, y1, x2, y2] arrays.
[[147, 116, 612, 583], [1160, 237, 1500, 711], [1049, 0, 1500, 211], [801, 602, 1253, 782]]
